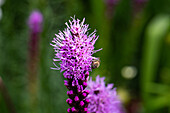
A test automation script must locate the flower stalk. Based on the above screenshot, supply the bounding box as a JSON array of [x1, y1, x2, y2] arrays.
[[27, 10, 43, 111], [0, 76, 17, 113]]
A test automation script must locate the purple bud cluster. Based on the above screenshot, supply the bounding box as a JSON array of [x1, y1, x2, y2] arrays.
[[28, 10, 43, 33], [64, 71, 90, 113], [51, 17, 100, 113]]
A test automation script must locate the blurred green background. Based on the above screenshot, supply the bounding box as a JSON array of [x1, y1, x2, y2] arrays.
[[0, 0, 170, 113]]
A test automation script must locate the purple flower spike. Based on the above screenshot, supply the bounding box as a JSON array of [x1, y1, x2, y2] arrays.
[[51, 16, 101, 112], [87, 75, 125, 113], [27, 10, 43, 109], [28, 10, 43, 33], [104, 0, 119, 19]]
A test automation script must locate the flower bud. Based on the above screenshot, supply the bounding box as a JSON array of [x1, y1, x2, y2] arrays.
[[84, 108, 88, 112], [79, 101, 84, 107], [74, 96, 79, 102], [66, 98, 73, 106], [71, 107, 76, 112], [67, 108, 71, 113]]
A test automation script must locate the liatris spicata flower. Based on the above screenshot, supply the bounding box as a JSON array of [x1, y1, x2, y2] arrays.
[[28, 10, 43, 33], [87, 75, 124, 113], [27, 10, 43, 85], [27, 10, 43, 112], [132, 0, 148, 16], [28, 10, 43, 64], [51, 16, 101, 113], [104, 0, 119, 19]]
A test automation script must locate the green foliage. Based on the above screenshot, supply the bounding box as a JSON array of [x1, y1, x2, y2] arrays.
[[141, 15, 170, 113]]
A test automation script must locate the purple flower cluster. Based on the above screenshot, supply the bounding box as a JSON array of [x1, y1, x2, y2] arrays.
[[87, 75, 123, 113], [28, 10, 43, 33], [51, 17, 100, 113], [104, 0, 119, 19], [27, 10, 43, 59], [27, 10, 43, 112]]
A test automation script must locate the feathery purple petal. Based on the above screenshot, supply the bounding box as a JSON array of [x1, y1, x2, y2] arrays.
[[87, 75, 124, 113]]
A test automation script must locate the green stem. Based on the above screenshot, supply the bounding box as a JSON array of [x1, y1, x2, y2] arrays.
[[0, 76, 17, 113]]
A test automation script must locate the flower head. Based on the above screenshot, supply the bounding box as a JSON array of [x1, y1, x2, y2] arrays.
[[87, 75, 124, 113], [51, 16, 101, 86], [51, 16, 101, 112], [28, 10, 43, 33]]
